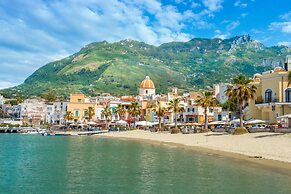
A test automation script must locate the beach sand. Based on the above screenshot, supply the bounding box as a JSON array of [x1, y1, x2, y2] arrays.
[[97, 130, 291, 173]]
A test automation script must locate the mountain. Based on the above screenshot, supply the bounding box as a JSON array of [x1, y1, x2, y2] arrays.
[[1, 35, 291, 97]]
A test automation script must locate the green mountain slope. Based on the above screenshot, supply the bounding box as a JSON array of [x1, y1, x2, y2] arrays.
[[2, 35, 291, 97]]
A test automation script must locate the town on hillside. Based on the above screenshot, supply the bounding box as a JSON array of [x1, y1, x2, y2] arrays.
[[1, 56, 291, 134]]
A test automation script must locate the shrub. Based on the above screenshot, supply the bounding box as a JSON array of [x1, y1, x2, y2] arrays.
[[233, 127, 248, 135], [200, 127, 210, 133], [171, 128, 180, 134]]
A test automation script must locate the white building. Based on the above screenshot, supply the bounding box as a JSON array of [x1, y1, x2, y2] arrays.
[[0, 95, 4, 108], [20, 98, 46, 126], [213, 83, 229, 104], [46, 101, 68, 124]]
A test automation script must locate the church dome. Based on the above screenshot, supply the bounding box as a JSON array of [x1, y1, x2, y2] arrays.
[[140, 76, 155, 89]]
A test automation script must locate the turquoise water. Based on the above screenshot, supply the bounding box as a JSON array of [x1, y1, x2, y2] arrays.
[[0, 134, 291, 194]]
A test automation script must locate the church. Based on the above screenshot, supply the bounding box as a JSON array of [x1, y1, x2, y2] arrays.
[[139, 76, 156, 100]]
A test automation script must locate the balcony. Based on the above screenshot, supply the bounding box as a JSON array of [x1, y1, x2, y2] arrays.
[[255, 98, 279, 104]]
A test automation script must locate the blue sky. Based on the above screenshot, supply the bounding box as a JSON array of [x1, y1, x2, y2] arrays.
[[0, 0, 290, 89]]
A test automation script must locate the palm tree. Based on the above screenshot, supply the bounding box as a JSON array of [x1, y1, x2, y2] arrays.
[[64, 111, 74, 123], [195, 91, 218, 131], [226, 75, 257, 128], [101, 105, 112, 129], [85, 106, 95, 121], [168, 98, 183, 129], [153, 101, 167, 131], [128, 102, 141, 127], [115, 104, 126, 120]]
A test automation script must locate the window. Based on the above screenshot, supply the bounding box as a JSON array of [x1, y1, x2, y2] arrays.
[[272, 105, 275, 111], [75, 110, 79, 117], [285, 88, 291, 102], [78, 99, 81, 102], [188, 117, 194, 122], [146, 90, 148, 94], [265, 89, 272, 103], [209, 108, 213, 113]]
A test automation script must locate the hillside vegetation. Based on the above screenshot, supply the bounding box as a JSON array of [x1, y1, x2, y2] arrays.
[[1, 35, 290, 97]]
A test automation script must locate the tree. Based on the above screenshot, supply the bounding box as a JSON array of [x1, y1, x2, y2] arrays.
[[195, 91, 218, 131], [128, 102, 141, 127], [42, 88, 56, 102], [85, 106, 95, 121], [168, 98, 183, 129], [226, 75, 257, 128], [115, 104, 126, 120], [4, 99, 18, 106], [64, 111, 74, 123], [101, 105, 112, 129], [153, 101, 167, 131]]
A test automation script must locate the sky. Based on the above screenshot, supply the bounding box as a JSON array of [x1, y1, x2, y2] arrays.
[[0, 0, 290, 89]]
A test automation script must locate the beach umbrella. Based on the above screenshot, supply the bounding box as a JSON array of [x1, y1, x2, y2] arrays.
[[87, 121, 97, 125], [116, 120, 128, 126], [230, 119, 244, 124], [245, 119, 267, 124], [208, 121, 226, 125], [135, 121, 156, 127]]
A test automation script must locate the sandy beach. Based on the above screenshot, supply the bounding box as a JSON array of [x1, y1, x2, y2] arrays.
[[98, 130, 291, 165]]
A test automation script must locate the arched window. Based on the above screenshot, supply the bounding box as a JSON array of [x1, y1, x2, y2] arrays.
[[265, 89, 272, 103], [285, 88, 291, 102], [146, 90, 148, 94]]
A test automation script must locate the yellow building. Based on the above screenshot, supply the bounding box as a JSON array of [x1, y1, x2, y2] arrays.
[[67, 93, 96, 122], [246, 56, 291, 123]]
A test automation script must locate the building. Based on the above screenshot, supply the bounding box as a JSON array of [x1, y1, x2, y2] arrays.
[[139, 76, 156, 100], [20, 98, 46, 127], [0, 95, 4, 108], [245, 56, 291, 123], [67, 93, 96, 122], [213, 83, 229, 104], [45, 101, 68, 124]]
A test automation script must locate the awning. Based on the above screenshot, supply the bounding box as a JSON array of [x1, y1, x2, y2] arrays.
[[245, 119, 267, 124], [277, 114, 291, 119]]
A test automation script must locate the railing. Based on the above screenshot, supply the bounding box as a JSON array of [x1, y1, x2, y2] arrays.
[[255, 98, 279, 104]]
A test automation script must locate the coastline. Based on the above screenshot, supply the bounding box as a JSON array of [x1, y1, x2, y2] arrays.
[[96, 130, 291, 176]]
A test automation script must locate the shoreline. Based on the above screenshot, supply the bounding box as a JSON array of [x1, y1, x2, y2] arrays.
[[96, 130, 291, 176]]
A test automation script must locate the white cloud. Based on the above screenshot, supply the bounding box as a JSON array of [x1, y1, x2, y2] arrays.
[[278, 41, 291, 47], [0, 81, 16, 90], [269, 22, 291, 33], [240, 13, 248, 17], [213, 30, 230, 39], [269, 11, 291, 34], [201, 0, 224, 12], [234, 0, 247, 8], [191, 2, 200, 8], [214, 33, 230, 39], [280, 11, 291, 20], [226, 21, 240, 31]]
